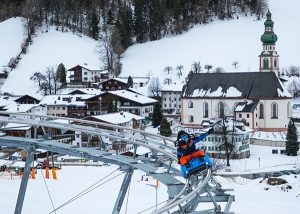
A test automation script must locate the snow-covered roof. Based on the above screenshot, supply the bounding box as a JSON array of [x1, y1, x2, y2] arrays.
[[108, 90, 158, 105], [0, 95, 17, 107], [1, 122, 31, 131], [2, 102, 37, 112], [129, 146, 151, 155], [161, 82, 184, 92], [250, 131, 287, 142], [183, 72, 292, 99], [90, 112, 144, 125], [235, 100, 258, 113], [68, 88, 102, 95], [40, 94, 94, 106], [68, 63, 101, 71], [99, 77, 128, 85]]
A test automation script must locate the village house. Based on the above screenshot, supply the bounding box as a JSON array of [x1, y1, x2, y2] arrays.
[[74, 112, 144, 149], [85, 89, 158, 117], [39, 94, 94, 118], [66, 64, 108, 87], [14, 94, 40, 104], [161, 83, 183, 117], [92, 77, 129, 91]]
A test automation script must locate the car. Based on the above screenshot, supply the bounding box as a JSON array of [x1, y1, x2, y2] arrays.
[[292, 104, 300, 109], [272, 172, 283, 177]]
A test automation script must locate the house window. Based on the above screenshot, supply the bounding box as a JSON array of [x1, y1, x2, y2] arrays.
[[218, 102, 224, 118], [271, 102, 278, 119], [203, 102, 209, 118], [272, 149, 278, 154], [188, 101, 193, 108], [84, 72, 87, 75], [259, 103, 264, 119], [189, 115, 194, 122], [239, 114, 242, 118], [247, 114, 249, 118]]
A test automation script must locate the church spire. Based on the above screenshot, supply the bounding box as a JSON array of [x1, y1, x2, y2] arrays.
[[259, 10, 279, 73]]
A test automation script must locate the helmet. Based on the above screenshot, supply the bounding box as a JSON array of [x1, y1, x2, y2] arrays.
[[177, 130, 190, 143]]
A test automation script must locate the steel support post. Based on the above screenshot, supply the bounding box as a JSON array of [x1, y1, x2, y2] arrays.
[[14, 148, 35, 214], [112, 168, 133, 214]]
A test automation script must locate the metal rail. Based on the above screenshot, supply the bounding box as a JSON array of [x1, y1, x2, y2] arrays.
[[0, 113, 234, 214]]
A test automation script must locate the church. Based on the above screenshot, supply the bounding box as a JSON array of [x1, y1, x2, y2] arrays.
[[181, 10, 292, 132]]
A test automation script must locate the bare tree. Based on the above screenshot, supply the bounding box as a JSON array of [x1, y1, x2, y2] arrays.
[[191, 61, 202, 73], [99, 27, 117, 76], [147, 77, 162, 97], [214, 101, 236, 166], [176, 65, 183, 78], [164, 66, 173, 75], [164, 77, 172, 85], [204, 64, 212, 72], [30, 72, 45, 86], [289, 65, 300, 76], [232, 61, 238, 69], [214, 67, 225, 73]]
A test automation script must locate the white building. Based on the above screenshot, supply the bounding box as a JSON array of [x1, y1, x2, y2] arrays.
[[161, 83, 183, 117], [39, 94, 94, 117], [181, 72, 292, 131], [67, 64, 108, 85]]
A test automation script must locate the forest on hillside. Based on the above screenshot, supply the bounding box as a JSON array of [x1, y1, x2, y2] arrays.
[[0, 0, 268, 75]]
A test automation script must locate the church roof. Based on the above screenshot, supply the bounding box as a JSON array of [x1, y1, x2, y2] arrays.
[[182, 72, 291, 99]]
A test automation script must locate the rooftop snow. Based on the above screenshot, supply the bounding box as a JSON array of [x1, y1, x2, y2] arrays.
[[40, 94, 94, 106], [90, 112, 144, 125], [108, 90, 158, 105]]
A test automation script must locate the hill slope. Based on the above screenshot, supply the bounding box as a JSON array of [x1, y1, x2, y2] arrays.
[[1, 27, 100, 96], [121, 0, 300, 79], [0, 0, 299, 96]]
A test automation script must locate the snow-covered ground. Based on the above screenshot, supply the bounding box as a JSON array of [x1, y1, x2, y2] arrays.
[[0, 163, 299, 214], [1, 26, 100, 96], [220, 145, 300, 174], [0, 17, 25, 71]]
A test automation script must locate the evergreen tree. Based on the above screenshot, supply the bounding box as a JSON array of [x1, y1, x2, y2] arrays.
[[286, 119, 299, 156], [107, 95, 118, 113], [152, 102, 163, 127], [56, 63, 66, 83], [127, 75, 133, 88], [90, 11, 99, 40], [160, 117, 172, 137]]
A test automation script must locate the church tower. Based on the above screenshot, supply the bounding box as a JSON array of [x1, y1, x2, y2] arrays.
[[259, 10, 279, 73]]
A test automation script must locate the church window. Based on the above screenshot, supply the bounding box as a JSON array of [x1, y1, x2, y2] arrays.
[[188, 101, 193, 108], [274, 59, 277, 67], [189, 115, 194, 122], [203, 102, 209, 118], [271, 103, 278, 119], [263, 58, 269, 69], [218, 102, 224, 118], [259, 103, 264, 119]]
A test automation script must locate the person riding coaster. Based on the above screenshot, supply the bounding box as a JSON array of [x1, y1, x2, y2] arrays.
[[176, 128, 213, 168]]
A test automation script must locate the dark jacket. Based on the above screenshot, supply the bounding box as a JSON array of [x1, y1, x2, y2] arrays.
[[176, 132, 209, 160]]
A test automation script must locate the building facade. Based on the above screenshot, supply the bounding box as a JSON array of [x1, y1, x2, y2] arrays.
[[181, 72, 292, 131]]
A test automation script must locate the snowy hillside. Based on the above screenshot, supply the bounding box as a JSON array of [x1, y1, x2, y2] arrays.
[[1, 26, 100, 96], [0, 17, 25, 70], [0, 0, 299, 96], [121, 0, 300, 79]]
